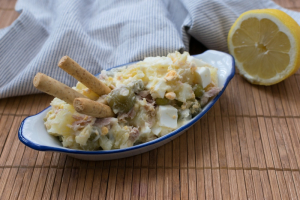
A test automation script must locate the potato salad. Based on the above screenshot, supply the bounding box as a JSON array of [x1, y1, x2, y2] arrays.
[[44, 51, 222, 150]]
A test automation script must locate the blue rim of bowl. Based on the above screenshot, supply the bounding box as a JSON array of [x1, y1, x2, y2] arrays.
[[18, 50, 235, 154]]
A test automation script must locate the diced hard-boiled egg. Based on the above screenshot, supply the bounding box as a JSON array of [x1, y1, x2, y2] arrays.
[[176, 83, 194, 103], [146, 78, 170, 99], [157, 105, 178, 129], [140, 124, 151, 135], [194, 67, 211, 88], [187, 56, 208, 68], [151, 126, 162, 136]]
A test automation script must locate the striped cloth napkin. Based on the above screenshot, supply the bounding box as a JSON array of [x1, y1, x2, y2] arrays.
[[0, 0, 299, 98]]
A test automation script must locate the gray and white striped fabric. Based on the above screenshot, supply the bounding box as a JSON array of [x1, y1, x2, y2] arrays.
[[0, 0, 299, 98]]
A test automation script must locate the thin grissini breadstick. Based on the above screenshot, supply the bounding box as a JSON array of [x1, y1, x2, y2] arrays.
[[33, 73, 87, 105], [58, 56, 111, 96], [73, 98, 115, 118]]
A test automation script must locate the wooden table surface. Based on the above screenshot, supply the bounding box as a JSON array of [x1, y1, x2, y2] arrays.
[[1, 0, 300, 199]]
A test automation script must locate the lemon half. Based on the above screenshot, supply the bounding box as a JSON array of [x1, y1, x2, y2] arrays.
[[228, 9, 300, 85]]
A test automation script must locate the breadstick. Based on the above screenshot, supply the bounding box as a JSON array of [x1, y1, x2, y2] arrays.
[[33, 73, 86, 105], [58, 56, 111, 96], [73, 98, 114, 118]]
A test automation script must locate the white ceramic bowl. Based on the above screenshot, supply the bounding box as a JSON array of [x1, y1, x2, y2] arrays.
[[18, 50, 235, 160]]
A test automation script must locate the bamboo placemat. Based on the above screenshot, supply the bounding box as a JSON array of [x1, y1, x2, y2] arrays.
[[1, 0, 300, 199]]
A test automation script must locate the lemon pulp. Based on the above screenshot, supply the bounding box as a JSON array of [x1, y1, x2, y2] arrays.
[[232, 18, 290, 79], [228, 9, 300, 85]]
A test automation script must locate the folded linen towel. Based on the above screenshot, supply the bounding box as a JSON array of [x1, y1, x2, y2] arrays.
[[0, 0, 299, 98]]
